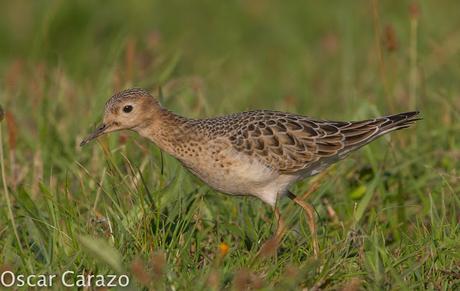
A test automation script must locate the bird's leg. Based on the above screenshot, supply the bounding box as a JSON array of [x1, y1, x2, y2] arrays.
[[257, 205, 286, 258], [274, 206, 286, 243], [287, 191, 319, 257]]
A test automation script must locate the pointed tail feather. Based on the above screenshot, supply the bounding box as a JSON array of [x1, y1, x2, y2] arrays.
[[338, 111, 420, 157], [377, 110, 421, 135]]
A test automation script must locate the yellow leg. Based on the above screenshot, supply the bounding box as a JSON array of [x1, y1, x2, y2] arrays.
[[287, 191, 319, 257], [258, 206, 286, 258], [274, 207, 286, 243]]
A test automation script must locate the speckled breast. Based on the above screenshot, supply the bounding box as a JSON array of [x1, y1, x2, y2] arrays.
[[176, 139, 278, 196]]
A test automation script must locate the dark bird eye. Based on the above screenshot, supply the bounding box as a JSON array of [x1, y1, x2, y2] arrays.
[[123, 105, 133, 113]]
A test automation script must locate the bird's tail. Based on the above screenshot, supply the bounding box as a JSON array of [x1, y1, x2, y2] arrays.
[[375, 111, 421, 136], [337, 111, 421, 157]]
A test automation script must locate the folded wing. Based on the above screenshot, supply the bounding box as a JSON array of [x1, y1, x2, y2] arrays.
[[229, 111, 420, 174]]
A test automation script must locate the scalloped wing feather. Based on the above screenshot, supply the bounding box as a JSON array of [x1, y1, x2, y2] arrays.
[[229, 110, 420, 174]]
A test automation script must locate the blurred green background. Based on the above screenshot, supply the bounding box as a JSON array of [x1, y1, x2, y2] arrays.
[[1, 0, 459, 290]]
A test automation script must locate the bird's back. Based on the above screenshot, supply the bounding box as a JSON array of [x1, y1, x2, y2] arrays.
[[188, 110, 420, 175]]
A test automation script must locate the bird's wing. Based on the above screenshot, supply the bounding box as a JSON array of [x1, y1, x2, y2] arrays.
[[229, 110, 420, 174]]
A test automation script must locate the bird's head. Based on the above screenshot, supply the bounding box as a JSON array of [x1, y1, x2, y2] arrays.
[[80, 88, 160, 146]]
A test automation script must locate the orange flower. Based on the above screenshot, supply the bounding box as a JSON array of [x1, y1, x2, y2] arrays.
[[218, 242, 229, 257]]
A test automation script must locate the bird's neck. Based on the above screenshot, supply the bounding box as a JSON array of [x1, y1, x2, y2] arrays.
[[135, 107, 190, 156]]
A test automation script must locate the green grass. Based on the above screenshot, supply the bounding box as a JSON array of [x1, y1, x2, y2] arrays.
[[1, 0, 460, 290]]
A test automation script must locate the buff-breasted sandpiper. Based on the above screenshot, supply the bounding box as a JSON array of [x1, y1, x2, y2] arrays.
[[81, 88, 420, 256]]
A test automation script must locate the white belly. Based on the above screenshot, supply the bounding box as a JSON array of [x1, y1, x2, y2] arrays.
[[180, 147, 297, 206]]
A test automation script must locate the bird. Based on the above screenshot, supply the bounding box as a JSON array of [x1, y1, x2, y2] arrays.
[[81, 88, 420, 256]]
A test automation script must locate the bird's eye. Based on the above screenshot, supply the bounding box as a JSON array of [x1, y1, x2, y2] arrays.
[[123, 105, 133, 113]]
